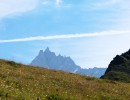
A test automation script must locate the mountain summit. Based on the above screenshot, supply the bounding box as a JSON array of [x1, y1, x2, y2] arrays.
[[31, 47, 81, 72], [31, 47, 106, 77]]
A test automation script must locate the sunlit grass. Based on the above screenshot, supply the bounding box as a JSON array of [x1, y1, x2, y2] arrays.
[[0, 59, 130, 100]]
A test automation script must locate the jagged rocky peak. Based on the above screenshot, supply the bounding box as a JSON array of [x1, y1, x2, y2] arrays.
[[45, 47, 50, 53], [44, 47, 56, 57], [31, 47, 81, 72], [30, 47, 106, 77], [39, 50, 44, 55]]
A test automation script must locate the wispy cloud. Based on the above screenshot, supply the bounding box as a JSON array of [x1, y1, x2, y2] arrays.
[[41, 0, 63, 7], [0, 0, 38, 18], [41, 0, 71, 8], [42, 0, 49, 5], [0, 30, 129, 43], [91, 0, 122, 9], [55, 0, 62, 7]]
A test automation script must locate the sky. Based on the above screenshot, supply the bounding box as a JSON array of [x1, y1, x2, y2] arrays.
[[0, 0, 130, 68]]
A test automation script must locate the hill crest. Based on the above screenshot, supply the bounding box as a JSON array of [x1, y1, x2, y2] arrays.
[[101, 49, 130, 83]]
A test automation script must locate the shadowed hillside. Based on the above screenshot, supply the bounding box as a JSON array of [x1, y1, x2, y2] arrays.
[[0, 59, 130, 100], [101, 49, 130, 83]]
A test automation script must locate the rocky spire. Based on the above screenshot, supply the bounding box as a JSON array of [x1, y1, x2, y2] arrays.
[[38, 50, 44, 55], [44, 47, 51, 53]]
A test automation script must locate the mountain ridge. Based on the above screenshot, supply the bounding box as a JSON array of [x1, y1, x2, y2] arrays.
[[31, 47, 81, 72], [31, 47, 106, 77]]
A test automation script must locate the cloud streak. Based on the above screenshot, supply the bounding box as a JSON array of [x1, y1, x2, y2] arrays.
[[0, 30, 129, 43]]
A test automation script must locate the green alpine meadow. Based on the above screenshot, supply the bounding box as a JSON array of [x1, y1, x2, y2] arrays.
[[0, 59, 130, 100]]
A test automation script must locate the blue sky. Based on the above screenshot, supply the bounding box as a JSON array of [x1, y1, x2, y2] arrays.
[[0, 0, 130, 68]]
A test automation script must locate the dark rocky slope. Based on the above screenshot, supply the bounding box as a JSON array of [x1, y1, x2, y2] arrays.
[[101, 49, 130, 83]]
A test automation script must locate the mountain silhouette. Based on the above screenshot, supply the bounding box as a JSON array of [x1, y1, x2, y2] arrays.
[[31, 47, 106, 77], [101, 49, 130, 83]]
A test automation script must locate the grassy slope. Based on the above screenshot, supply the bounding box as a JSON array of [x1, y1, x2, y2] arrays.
[[0, 59, 130, 100]]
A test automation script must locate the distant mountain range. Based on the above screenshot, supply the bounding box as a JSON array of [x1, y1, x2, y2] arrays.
[[31, 47, 106, 77]]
